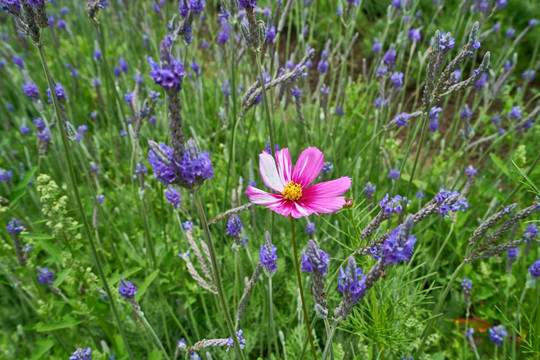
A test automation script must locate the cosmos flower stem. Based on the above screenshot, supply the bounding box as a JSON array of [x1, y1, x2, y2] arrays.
[[290, 218, 319, 360], [255, 51, 276, 157], [35, 39, 135, 360], [417, 261, 465, 357], [193, 192, 246, 360]]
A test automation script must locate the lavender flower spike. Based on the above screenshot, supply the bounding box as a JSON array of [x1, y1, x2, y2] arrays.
[[334, 256, 365, 321], [259, 231, 278, 274], [301, 240, 331, 318]]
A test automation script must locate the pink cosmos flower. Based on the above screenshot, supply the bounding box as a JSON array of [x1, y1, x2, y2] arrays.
[[246, 147, 352, 219]]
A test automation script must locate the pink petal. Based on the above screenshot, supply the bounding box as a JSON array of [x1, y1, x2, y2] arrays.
[[275, 148, 292, 185], [303, 177, 351, 198], [267, 199, 294, 217], [292, 147, 324, 188], [259, 151, 285, 192], [301, 196, 347, 214], [246, 186, 281, 205], [290, 202, 315, 218]]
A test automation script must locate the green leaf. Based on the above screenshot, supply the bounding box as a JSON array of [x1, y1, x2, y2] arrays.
[[53, 268, 72, 287], [489, 153, 510, 177], [34, 316, 82, 332], [8, 166, 37, 204], [37, 240, 63, 263], [148, 349, 163, 360], [20, 233, 54, 240], [135, 269, 160, 301], [109, 267, 143, 285], [30, 338, 55, 360]]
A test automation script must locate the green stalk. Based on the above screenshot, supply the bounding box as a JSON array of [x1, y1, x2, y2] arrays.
[[405, 112, 429, 199], [291, 219, 318, 360], [193, 192, 246, 360], [136, 309, 171, 360], [255, 51, 276, 157], [417, 261, 465, 356], [35, 40, 134, 359], [321, 320, 338, 360]]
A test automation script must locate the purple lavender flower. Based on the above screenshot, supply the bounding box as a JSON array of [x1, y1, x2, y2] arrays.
[[337, 256, 365, 301], [382, 225, 417, 264], [374, 97, 387, 108], [227, 330, 246, 349], [408, 28, 421, 42], [147, 55, 185, 92], [364, 182, 376, 196], [372, 38, 382, 53], [395, 112, 409, 127], [217, 17, 230, 44], [6, 218, 24, 234], [392, 0, 403, 9], [474, 72, 488, 89], [503, 60, 511, 72], [259, 241, 278, 273], [461, 276, 472, 291], [20, 125, 31, 135], [522, 70, 535, 81], [37, 267, 54, 285], [165, 187, 182, 209], [69, 347, 92, 360], [528, 260, 540, 278], [390, 71, 404, 89], [508, 106, 522, 120], [93, 49, 102, 60], [147, 139, 213, 189], [124, 93, 133, 104], [489, 325, 507, 346], [430, 106, 442, 120], [317, 50, 329, 74], [23, 82, 39, 100], [382, 48, 397, 67], [493, 22, 501, 32], [90, 164, 99, 173], [379, 194, 403, 216], [507, 248, 519, 260], [523, 224, 538, 240], [438, 33, 455, 52], [0, 169, 13, 183], [505, 29, 515, 37], [13, 56, 24, 69], [57, 19, 67, 30], [226, 215, 243, 236], [118, 278, 137, 299], [264, 141, 280, 155], [496, 0, 507, 8], [183, 221, 194, 231], [375, 65, 388, 77], [321, 161, 333, 174], [465, 165, 477, 177], [237, 0, 256, 9], [529, 19, 539, 27], [190, 61, 200, 75], [460, 105, 472, 119], [305, 222, 316, 236], [389, 169, 400, 179], [46, 82, 67, 104], [266, 25, 276, 44], [301, 240, 330, 275]]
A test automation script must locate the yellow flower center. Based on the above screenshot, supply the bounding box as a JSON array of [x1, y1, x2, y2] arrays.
[[282, 181, 303, 201]]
